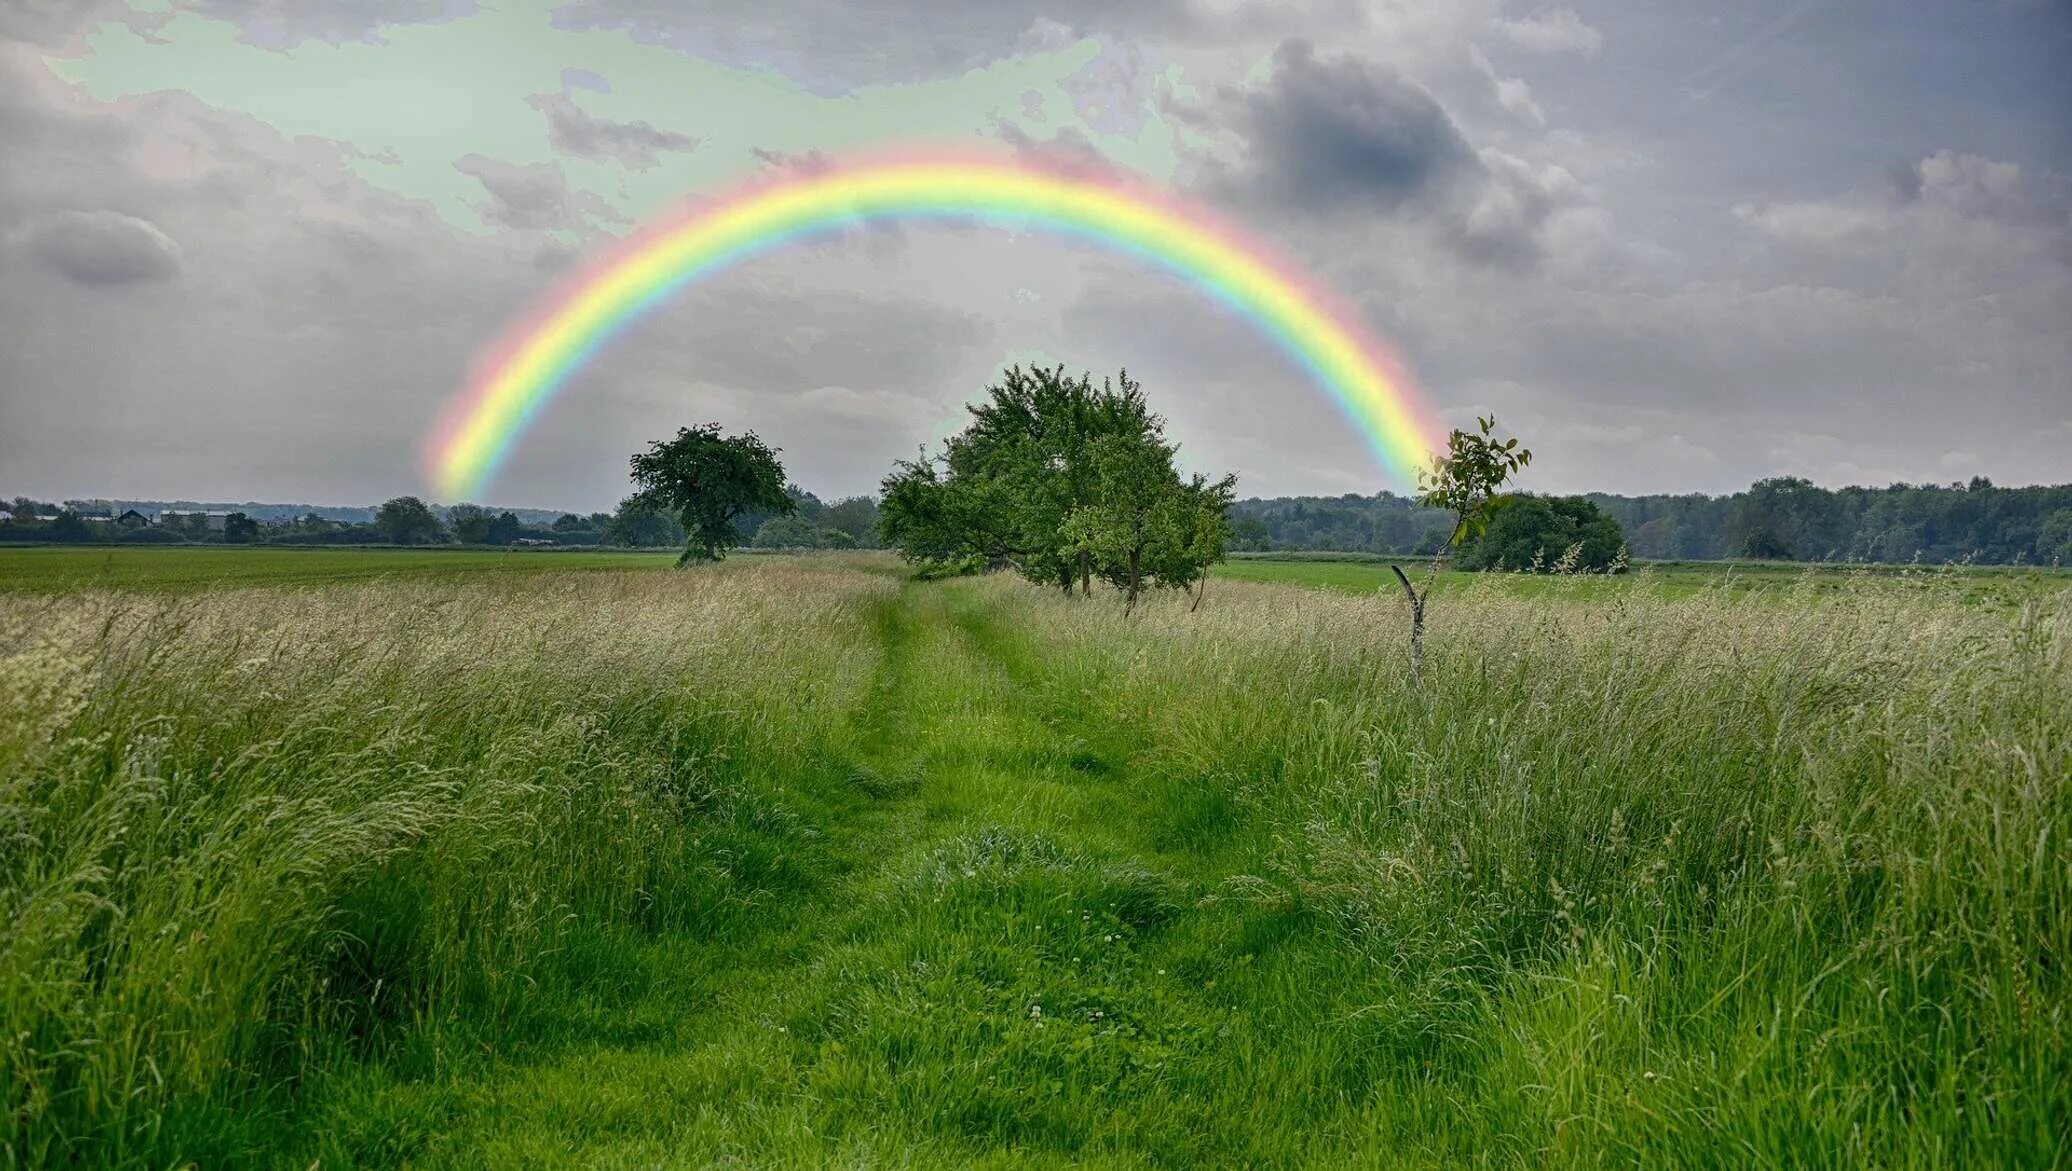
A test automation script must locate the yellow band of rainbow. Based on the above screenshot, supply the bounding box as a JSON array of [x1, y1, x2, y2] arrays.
[[429, 154, 1443, 501]]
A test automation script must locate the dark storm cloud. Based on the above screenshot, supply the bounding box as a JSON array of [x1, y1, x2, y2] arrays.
[[1203, 39, 1587, 269], [525, 88, 698, 170], [13, 209, 183, 284], [1217, 39, 1476, 212], [453, 153, 629, 230]]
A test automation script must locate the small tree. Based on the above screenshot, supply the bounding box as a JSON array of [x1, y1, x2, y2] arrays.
[[628, 423, 794, 565], [222, 512, 259, 543], [1390, 416, 1531, 686]]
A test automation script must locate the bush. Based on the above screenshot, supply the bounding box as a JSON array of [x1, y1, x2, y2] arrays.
[[1457, 495, 1625, 572]]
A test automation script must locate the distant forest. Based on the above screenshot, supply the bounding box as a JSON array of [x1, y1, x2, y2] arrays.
[[1232, 477, 2072, 566], [10, 475, 2071, 565]]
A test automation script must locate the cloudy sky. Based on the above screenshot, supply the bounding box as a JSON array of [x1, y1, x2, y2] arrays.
[[1, 0, 2066, 510]]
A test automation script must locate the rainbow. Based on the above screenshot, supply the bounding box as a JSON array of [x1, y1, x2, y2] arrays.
[[430, 154, 1444, 501]]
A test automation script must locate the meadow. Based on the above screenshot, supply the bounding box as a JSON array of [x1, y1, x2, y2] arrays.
[[0, 545, 678, 593], [3, 550, 2066, 1167]]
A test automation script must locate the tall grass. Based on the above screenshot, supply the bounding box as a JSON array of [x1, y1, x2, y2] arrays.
[[997, 569, 2071, 1164], [1, 561, 890, 1166], [4, 556, 2066, 1165]]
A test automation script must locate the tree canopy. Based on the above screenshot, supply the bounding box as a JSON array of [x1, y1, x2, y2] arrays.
[[878, 366, 1235, 606], [628, 424, 794, 564], [375, 496, 447, 546], [1457, 495, 1627, 572]]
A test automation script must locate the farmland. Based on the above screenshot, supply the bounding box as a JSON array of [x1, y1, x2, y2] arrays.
[[4, 551, 2067, 1167]]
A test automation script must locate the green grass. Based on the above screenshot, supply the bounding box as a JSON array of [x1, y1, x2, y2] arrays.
[[1219, 552, 2072, 606], [4, 556, 2067, 1166], [0, 544, 684, 592]]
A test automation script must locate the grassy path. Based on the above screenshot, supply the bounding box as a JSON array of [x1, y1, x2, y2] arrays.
[[302, 577, 1432, 1168]]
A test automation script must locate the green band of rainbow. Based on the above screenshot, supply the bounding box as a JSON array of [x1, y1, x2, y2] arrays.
[[430, 154, 1443, 501]]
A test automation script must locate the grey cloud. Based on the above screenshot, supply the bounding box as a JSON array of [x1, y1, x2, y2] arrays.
[[13, 209, 183, 284], [1203, 40, 1586, 268], [1448, 150, 1588, 268], [454, 153, 628, 230], [182, 0, 475, 47], [995, 122, 1117, 180], [0, 72, 552, 506], [548, 0, 1198, 91], [0, 1, 143, 47], [1216, 39, 1477, 212], [561, 67, 610, 93], [0, 0, 475, 48], [525, 89, 697, 170], [1489, 7, 1602, 54]]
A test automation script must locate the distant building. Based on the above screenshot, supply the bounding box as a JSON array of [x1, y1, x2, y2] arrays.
[[116, 509, 149, 527], [158, 509, 231, 532]]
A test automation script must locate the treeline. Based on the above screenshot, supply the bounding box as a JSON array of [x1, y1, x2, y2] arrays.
[[16, 475, 2068, 566], [1232, 476, 2072, 565], [0, 491, 882, 550]]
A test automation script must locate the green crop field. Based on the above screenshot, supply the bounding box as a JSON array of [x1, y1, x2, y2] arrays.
[[0, 545, 681, 593], [1219, 552, 2072, 607], [4, 554, 2067, 1167]]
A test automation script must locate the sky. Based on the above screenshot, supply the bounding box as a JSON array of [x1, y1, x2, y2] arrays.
[[0, 0, 2067, 511]]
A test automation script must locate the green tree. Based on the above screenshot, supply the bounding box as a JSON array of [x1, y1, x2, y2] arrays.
[[879, 365, 1233, 600], [1060, 430, 1235, 614], [375, 496, 447, 545], [604, 497, 685, 548], [821, 497, 881, 548], [628, 424, 794, 565], [486, 511, 523, 546], [448, 503, 494, 545], [754, 514, 820, 548], [221, 512, 259, 544], [1457, 495, 1625, 572], [1392, 416, 1531, 686], [47, 510, 91, 543]]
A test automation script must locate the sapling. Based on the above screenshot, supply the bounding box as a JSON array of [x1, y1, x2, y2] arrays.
[[1391, 416, 1531, 687]]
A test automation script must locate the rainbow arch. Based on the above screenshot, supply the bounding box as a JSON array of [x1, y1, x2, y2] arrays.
[[429, 154, 1444, 501]]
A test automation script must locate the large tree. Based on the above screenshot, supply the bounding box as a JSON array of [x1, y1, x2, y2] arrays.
[[628, 424, 794, 564], [879, 365, 1234, 601]]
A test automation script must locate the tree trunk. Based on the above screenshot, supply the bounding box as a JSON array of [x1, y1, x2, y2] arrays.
[[1189, 569, 1208, 613], [1390, 564, 1425, 688], [1079, 553, 1091, 597], [1125, 549, 1142, 616]]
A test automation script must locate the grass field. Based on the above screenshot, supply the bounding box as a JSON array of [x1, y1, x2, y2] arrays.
[[4, 552, 2067, 1167], [1218, 552, 2072, 606], [0, 545, 679, 592]]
